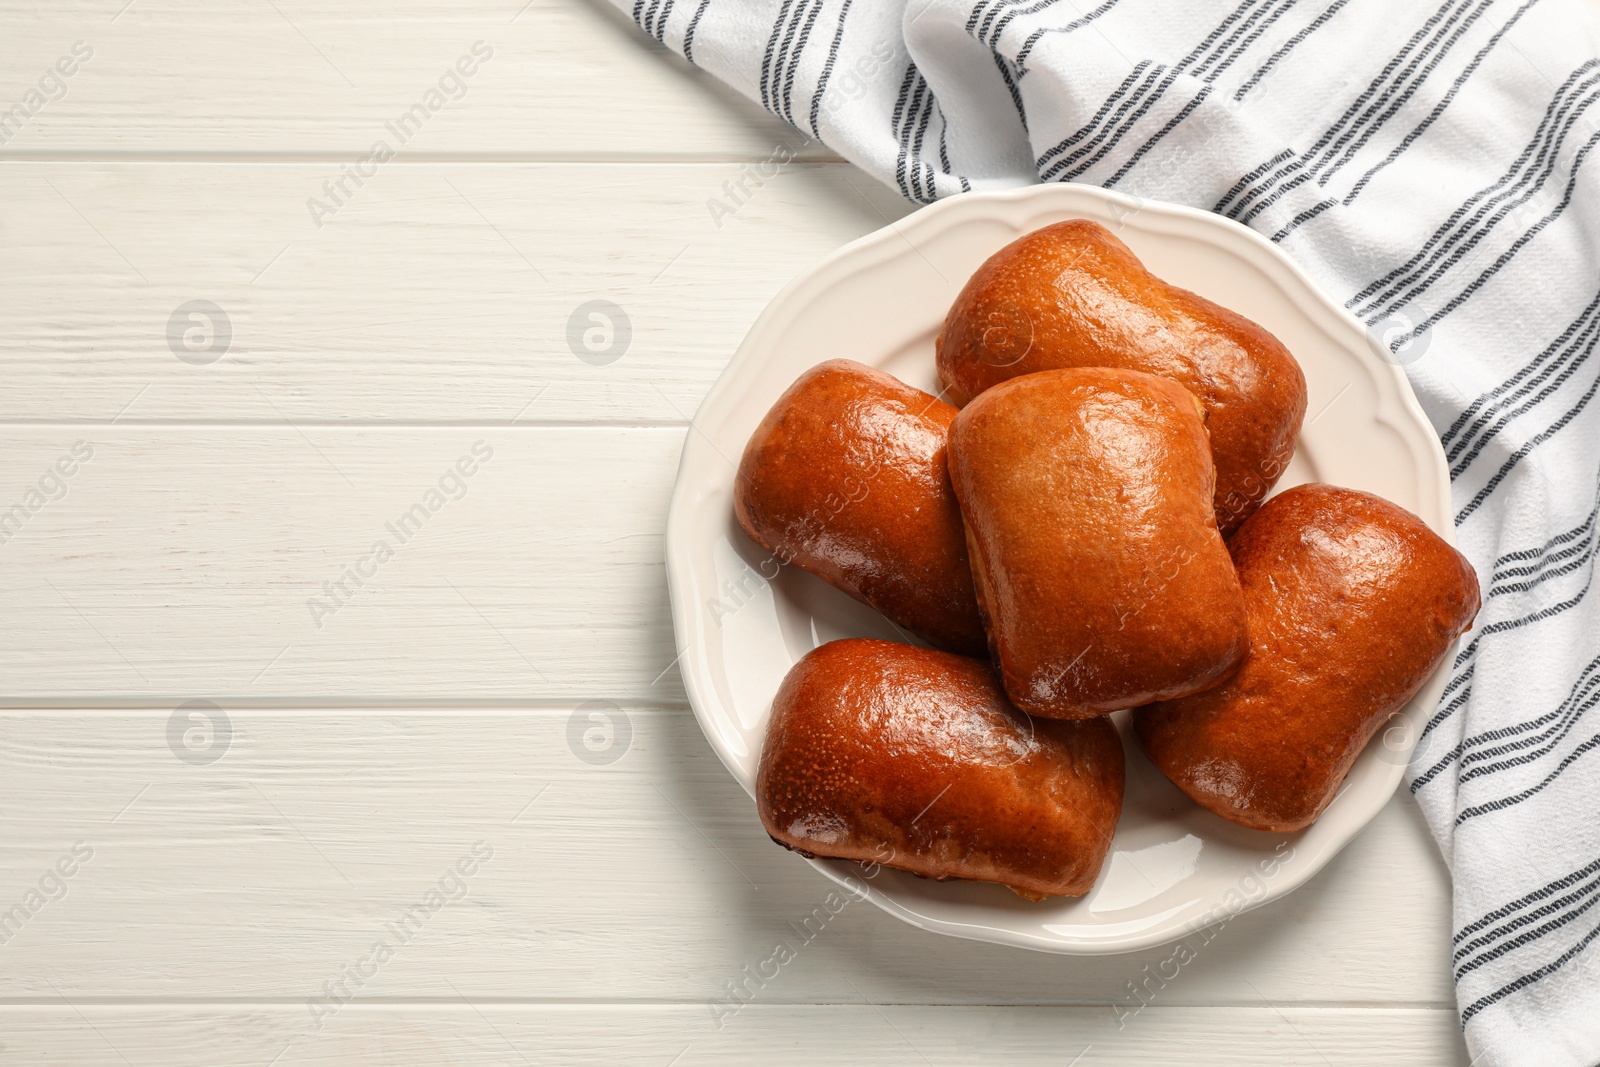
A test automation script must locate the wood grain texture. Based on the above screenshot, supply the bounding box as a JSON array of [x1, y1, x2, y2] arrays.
[[0, 427, 685, 703], [0, 0, 839, 159], [0, 162, 910, 424], [0, 710, 1452, 1005], [0, 1007, 1470, 1065]]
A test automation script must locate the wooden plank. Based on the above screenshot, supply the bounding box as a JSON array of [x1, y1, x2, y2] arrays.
[[0, 1007, 1470, 1064], [0, 709, 1454, 1005], [0, 162, 911, 424], [0, 426, 685, 703], [0, 0, 835, 159]]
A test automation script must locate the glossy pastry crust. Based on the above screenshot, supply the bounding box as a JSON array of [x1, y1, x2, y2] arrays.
[[734, 359, 986, 655], [1134, 484, 1482, 832], [757, 639, 1125, 899], [947, 367, 1249, 719], [935, 219, 1307, 533]]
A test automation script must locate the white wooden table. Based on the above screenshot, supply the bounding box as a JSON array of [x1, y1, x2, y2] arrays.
[[0, 2, 1469, 1062]]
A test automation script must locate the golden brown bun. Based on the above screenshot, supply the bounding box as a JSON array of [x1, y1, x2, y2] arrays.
[[947, 367, 1249, 719], [757, 639, 1124, 899], [734, 359, 986, 655], [936, 219, 1307, 534], [1134, 484, 1482, 832]]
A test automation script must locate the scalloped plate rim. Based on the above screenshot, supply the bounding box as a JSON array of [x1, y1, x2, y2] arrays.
[[664, 182, 1454, 955]]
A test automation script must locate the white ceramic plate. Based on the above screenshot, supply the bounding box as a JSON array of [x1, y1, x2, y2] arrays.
[[664, 183, 1454, 955]]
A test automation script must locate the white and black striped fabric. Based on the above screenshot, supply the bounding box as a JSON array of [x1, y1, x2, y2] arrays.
[[616, 1, 1600, 1062]]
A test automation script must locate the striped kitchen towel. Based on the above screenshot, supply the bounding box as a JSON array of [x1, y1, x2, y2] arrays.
[[616, 0, 1600, 1061]]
